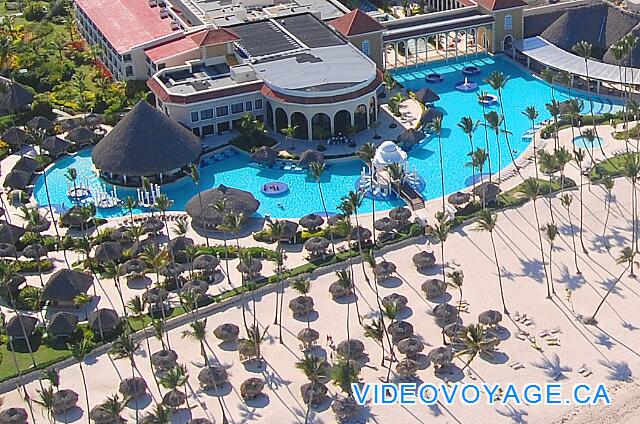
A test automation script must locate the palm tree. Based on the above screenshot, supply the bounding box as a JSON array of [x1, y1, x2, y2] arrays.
[[458, 116, 479, 193], [624, 154, 640, 266], [103, 262, 129, 324], [429, 116, 447, 213], [477, 90, 493, 181], [456, 324, 495, 371], [70, 337, 91, 424], [330, 358, 359, 396], [586, 247, 637, 324], [363, 317, 385, 366], [240, 324, 269, 364], [65, 167, 78, 200], [486, 71, 518, 173], [291, 276, 312, 330], [310, 162, 336, 255], [600, 174, 615, 251], [466, 148, 488, 206], [211, 199, 232, 285], [541, 223, 559, 296], [35, 386, 55, 423], [281, 124, 299, 150], [109, 332, 142, 424], [573, 149, 589, 254], [358, 142, 378, 244], [267, 220, 286, 343], [189, 164, 208, 247], [127, 295, 161, 394], [523, 106, 540, 180], [560, 194, 581, 274], [123, 196, 138, 223], [519, 178, 551, 298], [159, 364, 190, 410], [572, 41, 599, 139], [447, 269, 464, 322], [296, 353, 329, 423], [474, 210, 509, 314], [154, 194, 179, 284], [383, 71, 396, 98]]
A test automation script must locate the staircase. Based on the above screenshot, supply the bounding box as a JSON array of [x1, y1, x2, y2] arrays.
[[399, 181, 425, 210]]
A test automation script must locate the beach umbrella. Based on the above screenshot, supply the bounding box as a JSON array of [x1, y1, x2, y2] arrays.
[[304, 236, 330, 256], [412, 251, 436, 269], [388, 320, 414, 343], [422, 278, 447, 300], [327, 213, 345, 226], [51, 389, 79, 415], [41, 136, 72, 157], [12, 156, 39, 174], [163, 390, 187, 409], [119, 377, 147, 399], [297, 327, 320, 345], [198, 365, 228, 389], [26, 116, 54, 132], [66, 126, 96, 145], [374, 261, 396, 280], [84, 113, 103, 128], [374, 217, 397, 233], [143, 217, 164, 234], [59, 118, 82, 132], [5, 315, 38, 338], [0, 222, 25, 244], [250, 146, 278, 165], [397, 337, 424, 358], [89, 308, 120, 333], [123, 258, 147, 275], [240, 378, 264, 400], [3, 170, 30, 190], [382, 293, 407, 310], [300, 382, 327, 406], [1, 127, 27, 149], [298, 149, 325, 167], [289, 295, 314, 317], [237, 258, 262, 275], [478, 309, 503, 326], [151, 349, 178, 371], [193, 254, 220, 271], [181, 279, 209, 296], [43, 269, 93, 305], [447, 191, 471, 206], [349, 226, 371, 242], [93, 241, 122, 263], [0, 408, 28, 424], [389, 206, 411, 222], [427, 346, 453, 369], [337, 339, 365, 358], [299, 213, 324, 231], [185, 185, 259, 230], [0, 243, 16, 258], [213, 323, 240, 342], [432, 303, 458, 326], [396, 358, 419, 378], [143, 287, 168, 304], [473, 182, 500, 204], [332, 397, 359, 424], [413, 88, 440, 104], [186, 419, 213, 424], [419, 108, 444, 127], [22, 243, 48, 259], [159, 262, 185, 278], [47, 312, 79, 339], [169, 236, 194, 254]]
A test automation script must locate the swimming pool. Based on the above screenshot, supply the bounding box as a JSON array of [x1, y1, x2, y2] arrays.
[[34, 55, 621, 219], [573, 135, 607, 149]]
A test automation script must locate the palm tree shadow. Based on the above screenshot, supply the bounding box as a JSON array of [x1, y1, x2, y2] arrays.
[[496, 405, 530, 423], [519, 258, 546, 282], [598, 359, 633, 381], [622, 321, 640, 331], [237, 403, 263, 422], [557, 264, 585, 291], [531, 353, 572, 380], [594, 332, 615, 350]]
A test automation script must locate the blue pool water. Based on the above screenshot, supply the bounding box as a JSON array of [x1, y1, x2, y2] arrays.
[[573, 135, 606, 149], [34, 55, 621, 219]]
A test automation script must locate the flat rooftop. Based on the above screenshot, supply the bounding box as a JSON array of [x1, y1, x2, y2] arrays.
[[75, 0, 179, 53], [159, 63, 244, 95]]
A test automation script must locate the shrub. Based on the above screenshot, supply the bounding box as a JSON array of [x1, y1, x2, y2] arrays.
[[30, 96, 55, 120], [24, 3, 47, 21], [16, 285, 44, 311], [408, 223, 424, 237]]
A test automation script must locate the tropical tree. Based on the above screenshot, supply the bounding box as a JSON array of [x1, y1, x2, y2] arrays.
[[281, 124, 299, 150], [486, 71, 518, 173], [573, 149, 589, 254], [159, 364, 190, 410], [211, 199, 231, 285], [456, 324, 496, 370], [267, 220, 286, 343], [572, 41, 599, 137], [541, 222, 559, 296], [358, 142, 377, 244], [600, 174, 615, 251], [70, 337, 91, 424], [466, 148, 488, 205], [330, 358, 359, 396], [474, 210, 508, 314], [189, 164, 209, 247], [310, 162, 336, 255], [624, 154, 640, 263], [429, 116, 446, 212], [519, 178, 551, 298], [545, 100, 561, 150], [363, 317, 385, 366], [586, 247, 637, 324], [560, 194, 581, 274], [154, 194, 179, 284], [296, 353, 329, 423], [383, 71, 396, 98], [458, 116, 478, 193]]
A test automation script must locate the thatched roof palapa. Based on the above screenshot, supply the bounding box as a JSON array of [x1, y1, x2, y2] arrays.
[[0, 78, 34, 113], [92, 101, 202, 176], [42, 136, 72, 157], [43, 269, 93, 303], [186, 185, 259, 229], [298, 149, 325, 167], [3, 170, 30, 190], [250, 146, 278, 165], [396, 128, 426, 145], [1, 127, 27, 148], [66, 126, 96, 145]]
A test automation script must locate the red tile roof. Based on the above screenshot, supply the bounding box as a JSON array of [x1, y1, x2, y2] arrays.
[[145, 28, 240, 63], [75, 0, 179, 53], [473, 0, 526, 11], [329, 9, 385, 37]]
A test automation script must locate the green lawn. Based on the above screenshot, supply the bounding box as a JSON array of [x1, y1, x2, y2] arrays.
[[0, 340, 72, 381]]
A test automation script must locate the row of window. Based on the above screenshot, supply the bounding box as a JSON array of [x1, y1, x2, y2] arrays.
[[190, 99, 263, 123], [192, 115, 264, 137]]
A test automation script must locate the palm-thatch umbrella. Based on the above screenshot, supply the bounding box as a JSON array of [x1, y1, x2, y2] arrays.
[[473, 182, 500, 204], [300, 382, 328, 406], [159, 263, 185, 278], [397, 337, 424, 359], [5, 315, 38, 339], [130, 238, 158, 258], [304, 236, 330, 258], [92, 101, 201, 179], [181, 279, 209, 297], [329, 279, 353, 299], [3, 170, 30, 190], [478, 309, 503, 327], [43, 269, 93, 307], [448, 191, 471, 206], [119, 377, 148, 399], [94, 241, 122, 263], [374, 261, 396, 281], [237, 258, 262, 276], [12, 156, 39, 174], [289, 295, 314, 317], [198, 365, 228, 389], [169, 236, 194, 255], [327, 213, 345, 226], [186, 185, 260, 230], [336, 339, 365, 359], [89, 308, 120, 335], [1, 127, 27, 150], [299, 213, 324, 232], [382, 293, 407, 310], [444, 322, 464, 342], [0, 408, 28, 424], [413, 88, 440, 104], [193, 254, 220, 272], [349, 226, 371, 243], [143, 217, 164, 235], [240, 378, 265, 400], [66, 126, 96, 145], [0, 242, 16, 257], [396, 128, 426, 147], [374, 217, 397, 234], [389, 206, 411, 223], [298, 150, 325, 167], [297, 327, 320, 349], [27, 116, 54, 132], [52, 389, 79, 414], [412, 251, 436, 269], [279, 220, 299, 242], [47, 311, 79, 339], [432, 303, 458, 327], [25, 215, 51, 233], [213, 323, 239, 343], [0, 222, 25, 244], [151, 349, 178, 371], [427, 346, 453, 370], [396, 358, 419, 379], [84, 113, 103, 128], [90, 405, 117, 424], [186, 419, 213, 424], [250, 146, 278, 165], [332, 397, 359, 423], [59, 118, 82, 132], [421, 278, 447, 301], [41, 136, 72, 157], [0, 79, 33, 114], [419, 108, 444, 127], [123, 258, 147, 277], [143, 287, 169, 305], [163, 389, 187, 409], [388, 320, 414, 343]]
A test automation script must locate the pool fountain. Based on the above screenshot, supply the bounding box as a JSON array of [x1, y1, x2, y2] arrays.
[[455, 77, 478, 92]]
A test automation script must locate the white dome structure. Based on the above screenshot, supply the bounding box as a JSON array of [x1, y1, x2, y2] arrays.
[[372, 140, 408, 168]]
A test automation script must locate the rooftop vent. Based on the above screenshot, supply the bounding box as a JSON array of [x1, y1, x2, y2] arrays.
[[148, 0, 156, 7]]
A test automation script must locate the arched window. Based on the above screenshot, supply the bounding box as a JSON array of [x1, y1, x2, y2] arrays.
[[504, 15, 512, 31], [362, 40, 371, 56]]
